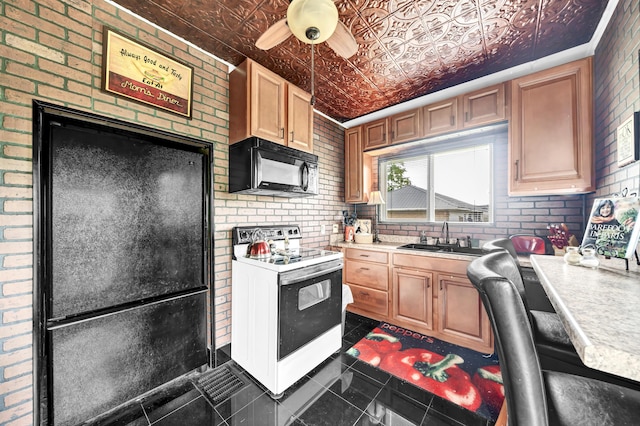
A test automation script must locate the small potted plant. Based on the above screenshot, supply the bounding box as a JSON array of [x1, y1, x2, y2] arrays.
[[342, 211, 357, 242]]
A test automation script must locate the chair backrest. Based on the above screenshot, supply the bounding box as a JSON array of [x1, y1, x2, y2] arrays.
[[510, 234, 547, 255], [467, 251, 549, 426], [482, 239, 532, 319], [483, 238, 519, 260]]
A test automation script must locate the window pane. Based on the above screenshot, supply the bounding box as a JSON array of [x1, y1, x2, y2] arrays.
[[380, 143, 492, 223], [433, 145, 490, 222], [383, 157, 429, 221]]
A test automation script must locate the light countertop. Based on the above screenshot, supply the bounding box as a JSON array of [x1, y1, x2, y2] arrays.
[[530, 254, 640, 382], [331, 240, 485, 262]]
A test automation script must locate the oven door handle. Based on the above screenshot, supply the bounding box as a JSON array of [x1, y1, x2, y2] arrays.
[[279, 261, 343, 286]]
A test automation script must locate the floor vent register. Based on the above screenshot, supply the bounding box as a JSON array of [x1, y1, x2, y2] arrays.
[[193, 365, 246, 406]]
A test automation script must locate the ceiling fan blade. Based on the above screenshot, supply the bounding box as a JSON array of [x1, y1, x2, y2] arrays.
[[256, 19, 292, 50], [326, 21, 358, 58]]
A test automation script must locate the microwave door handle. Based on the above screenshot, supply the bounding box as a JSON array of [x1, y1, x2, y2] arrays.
[[301, 162, 309, 191], [254, 150, 262, 187]]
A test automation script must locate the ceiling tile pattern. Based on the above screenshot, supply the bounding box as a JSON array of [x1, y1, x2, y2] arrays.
[[112, 0, 607, 122]]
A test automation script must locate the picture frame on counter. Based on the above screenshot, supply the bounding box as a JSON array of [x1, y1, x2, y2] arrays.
[[616, 111, 639, 167], [102, 27, 194, 118]]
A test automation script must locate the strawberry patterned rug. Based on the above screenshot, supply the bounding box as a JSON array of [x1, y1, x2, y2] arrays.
[[347, 322, 503, 422]]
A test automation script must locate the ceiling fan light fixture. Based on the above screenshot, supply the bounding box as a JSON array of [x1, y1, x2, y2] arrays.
[[287, 0, 338, 44]]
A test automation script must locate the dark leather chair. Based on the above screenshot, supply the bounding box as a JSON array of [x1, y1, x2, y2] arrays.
[[467, 251, 640, 425], [482, 238, 640, 390], [482, 239, 573, 352]]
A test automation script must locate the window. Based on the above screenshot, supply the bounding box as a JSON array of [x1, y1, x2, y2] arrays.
[[379, 137, 493, 224]]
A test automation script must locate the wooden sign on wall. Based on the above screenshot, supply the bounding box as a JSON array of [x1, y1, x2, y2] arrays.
[[102, 27, 194, 118], [616, 112, 639, 167]]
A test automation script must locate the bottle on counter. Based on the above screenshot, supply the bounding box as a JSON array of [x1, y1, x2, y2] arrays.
[[580, 247, 600, 269], [563, 246, 582, 265]]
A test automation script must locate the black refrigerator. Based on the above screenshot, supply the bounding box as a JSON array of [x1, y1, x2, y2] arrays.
[[33, 102, 212, 425]]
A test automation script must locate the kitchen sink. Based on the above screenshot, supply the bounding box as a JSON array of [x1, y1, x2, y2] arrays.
[[397, 243, 485, 256], [397, 243, 443, 252]]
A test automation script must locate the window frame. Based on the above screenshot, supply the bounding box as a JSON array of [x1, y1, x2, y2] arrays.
[[377, 132, 496, 225]]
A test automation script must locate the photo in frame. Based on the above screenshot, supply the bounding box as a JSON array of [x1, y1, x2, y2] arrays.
[[616, 111, 639, 167], [102, 27, 194, 118]]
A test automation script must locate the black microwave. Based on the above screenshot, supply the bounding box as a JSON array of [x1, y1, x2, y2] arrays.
[[229, 137, 318, 197]]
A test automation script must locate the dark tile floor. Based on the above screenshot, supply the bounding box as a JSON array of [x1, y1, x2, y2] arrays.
[[89, 313, 495, 426]]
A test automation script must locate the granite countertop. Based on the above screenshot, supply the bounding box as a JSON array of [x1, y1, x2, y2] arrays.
[[530, 254, 640, 382]]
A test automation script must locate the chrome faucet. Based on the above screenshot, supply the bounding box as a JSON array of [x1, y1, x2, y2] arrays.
[[440, 221, 449, 245], [420, 230, 428, 243]]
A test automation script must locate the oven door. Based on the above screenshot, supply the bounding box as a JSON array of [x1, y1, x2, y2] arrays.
[[278, 259, 343, 360]]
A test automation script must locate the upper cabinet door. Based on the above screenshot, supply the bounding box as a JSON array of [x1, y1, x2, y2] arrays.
[[462, 84, 506, 128], [345, 126, 371, 203], [287, 85, 314, 153], [509, 57, 594, 195], [389, 109, 422, 145], [363, 118, 389, 150], [230, 59, 314, 150], [250, 62, 286, 144], [423, 97, 458, 137]]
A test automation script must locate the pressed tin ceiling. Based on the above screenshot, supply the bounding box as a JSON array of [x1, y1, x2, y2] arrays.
[[111, 0, 610, 123]]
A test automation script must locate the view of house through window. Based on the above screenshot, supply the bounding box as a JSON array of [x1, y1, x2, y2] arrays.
[[379, 143, 492, 223]]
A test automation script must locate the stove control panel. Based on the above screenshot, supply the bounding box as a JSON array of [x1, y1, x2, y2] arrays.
[[232, 225, 302, 245]]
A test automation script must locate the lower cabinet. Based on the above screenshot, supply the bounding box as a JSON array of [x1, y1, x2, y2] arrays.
[[343, 247, 493, 354], [344, 248, 390, 321], [436, 272, 493, 352], [391, 252, 493, 354], [392, 268, 434, 331]]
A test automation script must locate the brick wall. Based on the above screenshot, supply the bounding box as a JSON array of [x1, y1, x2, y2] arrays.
[[0, 0, 234, 423], [0, 2, 347, 424], [593, 0, 640, 201]]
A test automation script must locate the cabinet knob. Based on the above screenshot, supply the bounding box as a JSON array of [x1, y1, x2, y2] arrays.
[[290, 131, 294, 143], [280, 128, 284, 138], [515, 160, 520, 181]]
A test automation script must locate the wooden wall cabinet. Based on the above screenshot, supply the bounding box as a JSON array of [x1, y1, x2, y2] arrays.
[[423, 97, 458, 136], [345, 127, 371, 203], [344, 248, 390, 321], [462, 84, 506, 128], [509, 57, 594, 195], [422, 84, 506, 138], [389, 109, 422, 145], [362, 118, 389, 150], [362, 109, 422, 150], [230, 59, 314, 153]]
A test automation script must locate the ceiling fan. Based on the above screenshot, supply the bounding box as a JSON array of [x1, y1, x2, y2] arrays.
[[255, 0, 358, 59]]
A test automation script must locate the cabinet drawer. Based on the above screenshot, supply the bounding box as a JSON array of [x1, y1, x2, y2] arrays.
[[393, 253, 469, 275], [346, 248, 388, 263], [349, 284, 388, 316], [346, 260, 389, 290]]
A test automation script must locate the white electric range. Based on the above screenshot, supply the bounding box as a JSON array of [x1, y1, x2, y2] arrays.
[[230, 225, 344, 397]]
